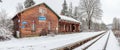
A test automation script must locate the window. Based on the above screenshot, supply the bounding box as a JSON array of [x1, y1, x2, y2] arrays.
[[31, 20, 36, 32], [39, 7, 47, 15]]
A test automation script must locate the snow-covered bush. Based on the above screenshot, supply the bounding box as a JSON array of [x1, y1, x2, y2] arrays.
[[0, 27, 14, 41], [0, 9, 14, 41]]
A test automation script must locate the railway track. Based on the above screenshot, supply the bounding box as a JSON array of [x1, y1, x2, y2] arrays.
[[52, 31, 107, 50], [81, 31, 110, 50], [103, 32, 110, 50], [82, 32, 106, 50]]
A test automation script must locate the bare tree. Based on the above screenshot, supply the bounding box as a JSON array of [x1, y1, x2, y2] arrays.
[[112, 17, 120, 30], [0, 9, 7, 27], [78, 0, 102, 30], [0, 9, 13, 40], [112, 18, 117, 30], [16, 3, 24, 12], [0, 9, 13, 31]]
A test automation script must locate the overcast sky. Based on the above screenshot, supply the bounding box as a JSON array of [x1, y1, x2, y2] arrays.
[[0, 0, 120, 25]]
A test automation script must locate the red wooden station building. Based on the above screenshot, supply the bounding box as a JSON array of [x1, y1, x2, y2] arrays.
[[12, 3, 80, 38]]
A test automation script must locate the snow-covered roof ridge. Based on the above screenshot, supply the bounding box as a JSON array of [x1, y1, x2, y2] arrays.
[[12, 2, 80, 23], [12, 2, 46, 19], [12, 2, 62, 19], [59, 15, 80, 23]]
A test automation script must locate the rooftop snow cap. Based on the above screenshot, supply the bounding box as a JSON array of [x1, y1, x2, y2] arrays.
[[59, 15, 80, 23], [12, 2, 80, 23], [12, 3, 60, 20]]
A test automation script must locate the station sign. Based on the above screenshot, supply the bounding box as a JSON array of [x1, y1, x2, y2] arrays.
[[38, 16, 46, 21], [22, 21, 27, 24]]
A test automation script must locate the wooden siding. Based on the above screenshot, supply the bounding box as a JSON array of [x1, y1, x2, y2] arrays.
[[12, 3, 80, 38], [13, 4, 59, 37]]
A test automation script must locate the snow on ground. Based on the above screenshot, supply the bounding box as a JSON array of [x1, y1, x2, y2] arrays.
[[0, 31, 104, 50], [0, 27, 14, 41], [85, 31, 109, 50], [74, 32, 106, 50], [106, 30, 120, 50], [75, 30, 120, 50]]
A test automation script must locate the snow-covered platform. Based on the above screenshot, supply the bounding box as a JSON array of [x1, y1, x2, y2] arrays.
[[74, 30, 120, 50], [0, 31, 119, 50], [0, 31, 104, 50], [106, 30, 120, 50]]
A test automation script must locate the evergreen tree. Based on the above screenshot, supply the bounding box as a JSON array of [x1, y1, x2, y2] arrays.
[[61, 0, 68, 16], [73, 7, 79, 20], [16, 3, 24, 12], [68, 2, 73, 17], [24, 0, 35, 8], [0, 0, 1, 2], [74, 7, 78, 17]]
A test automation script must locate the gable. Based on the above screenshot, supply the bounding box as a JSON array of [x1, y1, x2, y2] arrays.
[[12, 3, 60, 20], [12, 2, 80, 23]]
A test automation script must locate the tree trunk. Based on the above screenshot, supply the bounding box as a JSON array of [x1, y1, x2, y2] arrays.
[[88, 19, 91, 30]]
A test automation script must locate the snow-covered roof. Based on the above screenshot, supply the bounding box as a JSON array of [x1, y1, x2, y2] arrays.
[[7, 0, 79, 19], [11, 0, 69, 19], [12, 2, 60, 19], [59, 15, 80, 23], [12, 2, 80, 23]]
